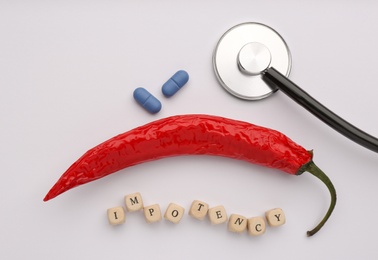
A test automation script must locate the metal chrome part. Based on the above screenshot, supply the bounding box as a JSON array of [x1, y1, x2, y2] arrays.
[[213, 22, 292, 100], [238, 42, 272, 75]]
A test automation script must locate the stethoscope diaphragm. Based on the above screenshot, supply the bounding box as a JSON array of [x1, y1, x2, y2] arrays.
[[213, 22, 291, 100]]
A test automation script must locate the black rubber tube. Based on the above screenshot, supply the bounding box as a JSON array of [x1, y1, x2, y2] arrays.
[[263, 67, 378, 153]]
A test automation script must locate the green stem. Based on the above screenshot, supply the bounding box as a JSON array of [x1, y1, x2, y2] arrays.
[[303, 161, 337, 236]]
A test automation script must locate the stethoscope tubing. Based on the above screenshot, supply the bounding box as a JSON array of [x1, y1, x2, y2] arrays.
[[263, 67, 378, 153]]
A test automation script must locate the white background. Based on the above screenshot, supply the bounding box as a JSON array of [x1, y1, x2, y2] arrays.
[[1, 1, 378, 259]]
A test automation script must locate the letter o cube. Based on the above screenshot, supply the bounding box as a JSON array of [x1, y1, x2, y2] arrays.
[[164, 203, 185, 224]]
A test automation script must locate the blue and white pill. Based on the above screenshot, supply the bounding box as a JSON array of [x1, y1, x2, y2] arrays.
[[162, 70, 189, 97], [133, 87, 162, 114]]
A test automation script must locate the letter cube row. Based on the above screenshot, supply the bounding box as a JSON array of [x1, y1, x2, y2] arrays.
[[107, 193, 286, 237], [107, 192, 186, 225], [188, 200, 285, 236], [227, 208, 286, 236]]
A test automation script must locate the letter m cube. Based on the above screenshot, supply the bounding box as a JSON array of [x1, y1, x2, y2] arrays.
[[125, 192, 144, 212]]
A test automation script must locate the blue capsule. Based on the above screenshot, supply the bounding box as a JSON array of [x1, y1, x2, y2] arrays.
[[162, 70, 189, 97], [133, 87, 162, 114]]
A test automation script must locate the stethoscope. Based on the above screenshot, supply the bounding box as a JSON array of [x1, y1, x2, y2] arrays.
[[213, 22, 378, 154]]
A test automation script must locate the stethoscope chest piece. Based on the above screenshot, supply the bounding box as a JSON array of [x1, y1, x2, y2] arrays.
[[213, 22, 292, 100]]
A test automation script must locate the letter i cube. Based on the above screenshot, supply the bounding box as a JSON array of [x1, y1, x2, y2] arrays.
[[107, 206, 126, 225]]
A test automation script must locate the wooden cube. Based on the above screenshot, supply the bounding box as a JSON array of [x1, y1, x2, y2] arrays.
[[208, 205, 227, 225], [107, 206, 126, 225], [228, 214, 247, 233], [247, 216, 266, 236], [144, 204, 162, 223], [189, 200, 209, 220], [164, 203, 185, 224], [266, 208, 286, 227], [125, 192, 144, 212]]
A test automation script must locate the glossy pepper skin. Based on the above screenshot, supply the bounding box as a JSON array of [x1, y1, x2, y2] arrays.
[[44, 114, 336, 236]]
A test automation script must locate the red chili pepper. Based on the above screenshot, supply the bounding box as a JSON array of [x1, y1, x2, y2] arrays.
[[44, 114, 336, 236]]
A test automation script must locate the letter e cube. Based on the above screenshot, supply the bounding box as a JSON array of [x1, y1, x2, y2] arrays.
[[208, 205, 228, 225]]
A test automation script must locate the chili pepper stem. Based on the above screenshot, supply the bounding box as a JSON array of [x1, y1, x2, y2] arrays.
[[304, 161, 337, 236]]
